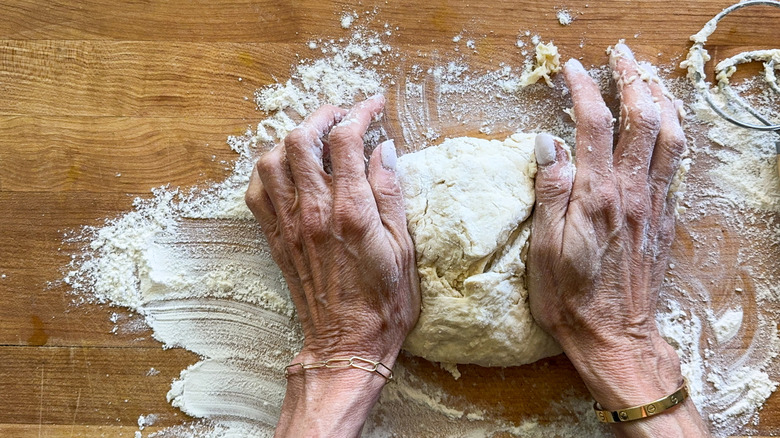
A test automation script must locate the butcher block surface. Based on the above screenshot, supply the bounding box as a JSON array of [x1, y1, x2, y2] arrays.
[[1, 0, 779, 436]]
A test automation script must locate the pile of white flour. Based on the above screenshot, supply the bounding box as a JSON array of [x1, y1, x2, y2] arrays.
[[63, 11, 780, 438]]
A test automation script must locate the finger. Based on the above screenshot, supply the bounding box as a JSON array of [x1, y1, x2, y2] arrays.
[[254, 146, 320, 331], [646, 195, 679, 302], [328, 95, 385, 195], [531, 133, 574, 253], [285, 105, 347, 197], [562, 58, 614, 177], [245, 162, 277, 232], [367, 139, 407, 236], [255, 144, 297, 222], [610, 43, 661, 178], [645, 65, 687, 211], [250, 144, 321, 340], [675, 100, 686, 125], [248, 150, 314, 331]]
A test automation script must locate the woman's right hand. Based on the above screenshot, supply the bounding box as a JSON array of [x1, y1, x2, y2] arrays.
[[527, 43, 710, 437]]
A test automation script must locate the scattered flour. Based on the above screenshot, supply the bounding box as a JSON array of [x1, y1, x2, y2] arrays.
[[61, 9, 780, 438], [665, 43, 780, 432], [557, 9, 574, 26], [708, 307, 743, 344], [138, 414, 159, 430], [340, 12, 355, 29], [691, 89, 780, 212], [674, 16, 780, 436], [253, 32, 388, 144], [676, 23, 780, 434]]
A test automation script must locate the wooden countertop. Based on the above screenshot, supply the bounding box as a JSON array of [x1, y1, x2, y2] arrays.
[[1, 0, 779, 436]]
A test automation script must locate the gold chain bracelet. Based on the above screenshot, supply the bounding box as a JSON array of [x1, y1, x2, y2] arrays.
[[285, 356, 394, 382], [594, 378, 689, 423]]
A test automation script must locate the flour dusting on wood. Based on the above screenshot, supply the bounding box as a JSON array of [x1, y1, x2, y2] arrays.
[[62, 10, 780, 438]]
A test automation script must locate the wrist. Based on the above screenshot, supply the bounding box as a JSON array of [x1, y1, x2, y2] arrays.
[[556, 328, 711, 436], [561, 330, 683, 410], [293, 344, 402, 371], [294, 329, 406, 371], [274, 349, 398, 438], [285, 360, 388, 406], [286, 346, 399, 403]]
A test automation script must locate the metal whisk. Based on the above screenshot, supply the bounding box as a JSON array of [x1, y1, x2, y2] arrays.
[[684, 0, 780, 175]]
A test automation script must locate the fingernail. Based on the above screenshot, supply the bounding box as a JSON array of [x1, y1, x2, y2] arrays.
[[615, 43, 635, 60], [638, 60, 655, 73], [565, 58, 585, 72], [369, 93, 385, 103], [675, 100, 687, 120], [380, 139, 397, 171], [535, 134, 557, 166]]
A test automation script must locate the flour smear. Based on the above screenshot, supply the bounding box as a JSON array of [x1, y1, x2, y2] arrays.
[[63, 11, 780, 438]]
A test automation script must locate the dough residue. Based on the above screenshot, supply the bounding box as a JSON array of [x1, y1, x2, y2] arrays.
[[557, 10, 574, 26], [520, 41, 562, 88]]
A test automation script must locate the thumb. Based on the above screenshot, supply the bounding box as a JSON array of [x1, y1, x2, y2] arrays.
[[368, 140, 408, 234], [532, 133, 574, 238]]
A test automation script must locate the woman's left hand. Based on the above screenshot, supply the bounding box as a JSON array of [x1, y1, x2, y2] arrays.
[[245, 95, 420, 437]]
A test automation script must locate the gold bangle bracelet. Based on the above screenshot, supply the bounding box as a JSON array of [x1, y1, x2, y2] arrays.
[[594, 378, 689, 423]]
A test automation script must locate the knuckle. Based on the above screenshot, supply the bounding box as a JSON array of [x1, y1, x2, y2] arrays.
[[649, 131, 687, 189], [623, 193, 650, 222], [244, 188, 259, 209], [662, 131, 687, 157], [256, 148, 281, 176], [284, 127, 311, 149], [593, 184, 619, 210], [628, 104, 661, 134], [587, 185, 622, 225], [537, 175, 572, 202], [580, 105, 614, 136], [328, 124, 361, 146], [299, 206, 329, 240], [333, 202, 371, 234], [372, 177, 403, 201]]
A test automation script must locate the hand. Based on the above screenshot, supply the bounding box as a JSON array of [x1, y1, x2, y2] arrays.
[[245, 96, 420, 437], [527, 44, 710, 437]]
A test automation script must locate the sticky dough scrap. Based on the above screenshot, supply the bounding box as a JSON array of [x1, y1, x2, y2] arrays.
[[398, 133, 562, 367]]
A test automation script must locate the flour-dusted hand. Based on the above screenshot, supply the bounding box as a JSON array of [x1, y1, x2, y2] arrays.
[[527, 44, 710, 437], [245, 96, 420, 437]]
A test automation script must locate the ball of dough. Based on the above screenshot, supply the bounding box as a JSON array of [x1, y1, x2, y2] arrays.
[[397, 133, 562, 367]]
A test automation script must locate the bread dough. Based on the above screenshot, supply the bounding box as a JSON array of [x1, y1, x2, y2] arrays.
[[397, 133, 562, 367]]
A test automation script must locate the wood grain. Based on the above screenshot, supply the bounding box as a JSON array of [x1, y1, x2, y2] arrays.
[[1, 0, 778, 435], [0, 0, 297, 42], [0, 425, 166, 438], [0, 346, 197, 425], [0, 41, 297, 117], [0, 116, 251, 192]]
